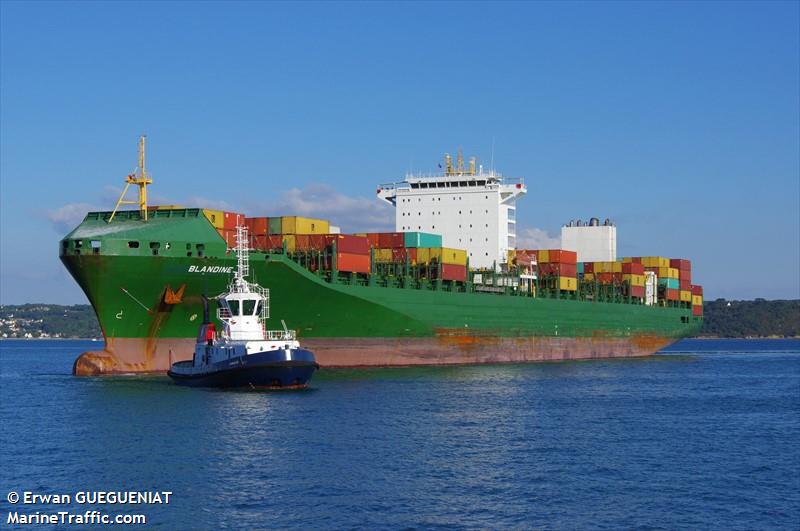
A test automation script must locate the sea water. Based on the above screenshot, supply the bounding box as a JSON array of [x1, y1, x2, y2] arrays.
[[1, 339, 798, 529]]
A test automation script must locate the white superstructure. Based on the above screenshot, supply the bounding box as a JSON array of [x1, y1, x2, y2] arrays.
[[377, 151, 526, 269], [560, 218, 617, 263]]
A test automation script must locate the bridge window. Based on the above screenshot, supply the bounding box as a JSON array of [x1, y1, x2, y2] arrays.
[[243, 299, 256, 316], [229, 300, 240, 316]]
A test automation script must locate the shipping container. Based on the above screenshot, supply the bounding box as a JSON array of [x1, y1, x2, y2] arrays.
[[540, 263, 577, 277], [336, 252, 370, 274], [203, 209, 225, 229], [666, 289, 680, 301], [630, 285, 645, 298], [268, 217, 282, 235], [642, 256, 670, 268], [680, 290, 692, 303], [223, 211, 244, 230], [375, 248, 393, 262], [403, 232, 443, 248], [679, 269, 692, 283], [378, 232, 405, 249], [418, 247, 467, 266], [559, 277, 577, 291], [577, 262, 584, 275], [245, 217, 269, 235], [680, 279, 691, 291], [622, 274, 646, 286], [537, 250, 549, 263], [584, 273, 595, 282], [441, 263, 467, 282], [692, 305, 703, 316], [670, 258, 692, 271], [622, 262, 645, 275], [691, 285, 703, 296], [280, 216, 330, 235], [692, 295, 703, 306], [540, 249, 577, 264], [656, 266, 679, 279], [658, 278, 680, 290], [583, 262, 594, 274]]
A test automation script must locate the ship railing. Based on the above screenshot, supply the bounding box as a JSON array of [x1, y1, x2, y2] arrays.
[[264, 329, 296, 341]]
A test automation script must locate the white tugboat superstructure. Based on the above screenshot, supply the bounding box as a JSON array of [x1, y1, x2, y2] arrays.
[[167, 226, 318, 389]]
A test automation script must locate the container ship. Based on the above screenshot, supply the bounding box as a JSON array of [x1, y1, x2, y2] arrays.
[[60, 139, 703, 376]]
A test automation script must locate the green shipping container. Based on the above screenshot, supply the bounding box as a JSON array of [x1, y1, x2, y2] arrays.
[[577, 262, 584, 275], [404, 232, 442, 248], [658, 278, 680, 289], [268, 217, 282, 235]]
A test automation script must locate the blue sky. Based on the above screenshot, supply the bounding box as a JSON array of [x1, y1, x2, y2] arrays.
[[1, 1, 798, 304]]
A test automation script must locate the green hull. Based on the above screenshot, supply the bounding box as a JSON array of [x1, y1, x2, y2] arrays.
[[60, 211, 701, 374]]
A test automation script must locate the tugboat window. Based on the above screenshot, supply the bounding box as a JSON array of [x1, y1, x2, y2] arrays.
[[243, 300, 256, 315], [229, 300, 240, 316]]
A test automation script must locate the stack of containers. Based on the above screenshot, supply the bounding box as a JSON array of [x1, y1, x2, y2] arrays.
[[670, 259, 693, 304], [204, 210, 245, 248], [622, 261, 646, 299], [586, 260, 622, 284], [641, 256, 679, 301], [537, 250, 578, 291], [417, 248, 468, 281], [245, 217, 269, 249], [691, 285, 704, 316], [369, 232, 444, 269]]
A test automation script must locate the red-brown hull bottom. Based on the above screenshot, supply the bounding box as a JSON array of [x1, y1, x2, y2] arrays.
[[72, 335, 673, 376]]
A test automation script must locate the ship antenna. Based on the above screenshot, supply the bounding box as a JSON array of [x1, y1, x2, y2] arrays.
[[109, 135, 153, 223], [490, 136, 495, 174]]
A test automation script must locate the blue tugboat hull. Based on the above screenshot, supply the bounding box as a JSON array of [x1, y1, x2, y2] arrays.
[[168, 348, 318, 389]]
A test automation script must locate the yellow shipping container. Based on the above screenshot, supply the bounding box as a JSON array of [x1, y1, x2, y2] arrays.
[[680, 290, 692, 302], [623, 274, 646, 286], [657, 267, 680, 279], [281, 216, 330, 235], [584, 273, 595, 282], [692, 295, 703, 306], [559, 277, 577, 291], [203, 209, 225, 229], [283, 235, 296, 253], [594, 261, 616, 273], [442, 247, 467, 266], [538, 250, 549, 263], [375, 248, 393, 262], [642, 256, 670, 268], [621, 257, 634, 263]]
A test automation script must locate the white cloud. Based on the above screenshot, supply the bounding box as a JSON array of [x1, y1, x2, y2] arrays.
[[247, 183, 393, 233], [46, 183, 394, 235], [516, 227, 561, 250], [46, 203, 102, 234]]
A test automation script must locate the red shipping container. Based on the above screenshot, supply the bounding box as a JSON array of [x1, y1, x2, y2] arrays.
[[245, 217, 269, 235], [330, 234, 370, 255], [336, 252, 370, 273], [293, 234, 311, 251], [630, 285, 645, 298], [679, 269, 692, 283], [546, 249, 577, 264], [680, 279, 691, 291], [364, 233, 381, 247], [223, 211, 244, 230], [629, 257, 642, 264], [670, 259, 691, 271], [692, 305, 703, 316], [391, 248, 417, 262], [441, 263, 467, 282], [378, 232, 405, 248], [540, 263, 577, 277], [666, 289, 679, 301], [598, 273, 614, 283], [691, 285, 703, 296], [622, 262, 645, 275], [515, 253, 533, 267], [583, 262, 594, 274]]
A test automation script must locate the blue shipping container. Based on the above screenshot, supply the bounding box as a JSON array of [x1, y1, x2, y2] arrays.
[[404, 232, 442, 248], [658, 278, 680, 289]]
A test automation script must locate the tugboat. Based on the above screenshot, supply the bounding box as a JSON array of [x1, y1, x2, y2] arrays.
[[168, 226, 318, 389]]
